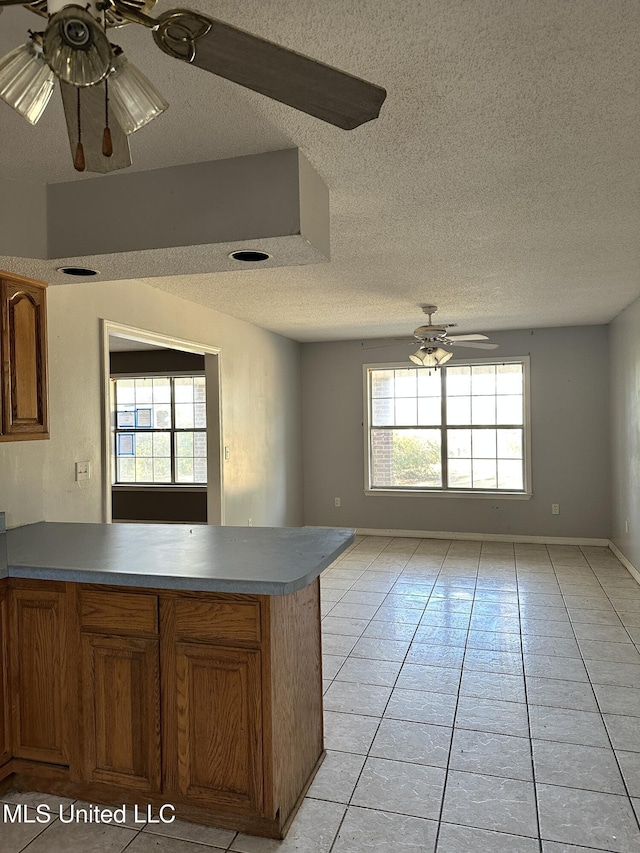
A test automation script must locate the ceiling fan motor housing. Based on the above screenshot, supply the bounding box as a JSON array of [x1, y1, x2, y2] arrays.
[[413, 324, 447, 339]]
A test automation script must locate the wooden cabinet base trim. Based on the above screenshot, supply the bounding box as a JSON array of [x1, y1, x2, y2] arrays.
[[1, 768, 303, 839]]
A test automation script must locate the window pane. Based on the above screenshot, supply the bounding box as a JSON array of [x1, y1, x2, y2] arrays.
[[497, 363, 523, 395], [135, 457, 154, 482], [154, 404, 171, 429], [193, 432, 207, 457], [116, 379, 135, 404], [371, 370, 394, 398], [447, 429, 471, 458], [153, 458, 172, 483], [175, 403, 194, 428], [372, 398, 394, 426], [498, 459, 524, 490], [447, 396, 471, 425], [497, 395, 523, 425], [194, 457, 208, 482], [395, 398, 417, 426], [175, 432, 194, 457], [497, 429, 523, 459], [394, 369, 417, 397], [174, 377, 195, 403], [117, 457, 135, 482], [472, 429, 497, 458], [152, 378, 171, 403], [448, 458, 472, 488], [472, 459, 497, 489], [135, 433, 153, 457], [134, 378, 153, 404], [176, 458, 195, 483], [194, 403, 207, 428], [371, 429, 441, 488], [471, 396, 496, 425], [418, 397, 441, 426], [446, 366, 471, 396], [153, 432, 171, 457], [417, 370, 441, 397], [471, 365, 496, 396]]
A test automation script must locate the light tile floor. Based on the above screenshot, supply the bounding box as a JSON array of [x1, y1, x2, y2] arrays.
[[3, 536, 640, 852]]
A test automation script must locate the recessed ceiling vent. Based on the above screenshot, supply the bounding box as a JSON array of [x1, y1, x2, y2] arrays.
[[229, 250, 271, 263], [56, 266, 99, 276]]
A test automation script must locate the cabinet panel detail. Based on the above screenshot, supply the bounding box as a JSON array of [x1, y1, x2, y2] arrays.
[[81, 634, 161, 791], [1, 276, 48, 438], [10, 588, 67, 764], [175, 643, 263, 813], [79, 590, 158, 637], [0, 587, 10, 765], [173, 598, 260, 645]]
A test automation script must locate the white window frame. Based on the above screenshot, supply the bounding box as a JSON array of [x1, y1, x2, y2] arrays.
[[363, 356, 532, 500]]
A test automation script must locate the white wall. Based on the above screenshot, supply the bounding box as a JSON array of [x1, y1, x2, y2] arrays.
[[0, 280, 303, 530], [610, 295, 640, 570], [302, 326, 611, 539]]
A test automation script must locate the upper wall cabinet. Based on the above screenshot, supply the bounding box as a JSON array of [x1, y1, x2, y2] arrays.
[[0, 271, 49, 441]]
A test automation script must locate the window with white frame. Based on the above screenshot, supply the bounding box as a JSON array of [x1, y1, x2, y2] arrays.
[[365, 358, 530, 494], [113, 375, 207, 484]]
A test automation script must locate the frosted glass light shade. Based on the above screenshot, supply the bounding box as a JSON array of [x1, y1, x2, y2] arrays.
[[44, 6, 112, 87], [409, 346, 453, 367], [108, 54, 168, 134], [0, 42, 56, 125]]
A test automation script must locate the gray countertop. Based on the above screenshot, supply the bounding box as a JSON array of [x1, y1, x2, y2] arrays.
[[0, 522, 355, 595]]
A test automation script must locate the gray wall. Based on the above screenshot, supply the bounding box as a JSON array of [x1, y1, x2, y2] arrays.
[[302, 326, 610, 539], [0, 280, 303, 531], [610, 295, 640, 570]]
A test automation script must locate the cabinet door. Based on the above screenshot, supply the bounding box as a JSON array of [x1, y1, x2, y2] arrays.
[[10, 588, 67, 764], [81, 634, 161, 791], [1, 278, 48, 438], [174, 643, 263, 814], [0, 586, 10, 766]]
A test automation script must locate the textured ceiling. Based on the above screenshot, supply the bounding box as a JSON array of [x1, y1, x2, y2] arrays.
[[1, 0, 639, 341]]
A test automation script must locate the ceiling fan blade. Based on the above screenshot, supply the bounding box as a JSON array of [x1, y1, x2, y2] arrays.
[[60, 82, 131, 173], [152, 10, 387, 129], [448, 341, 499, 350], [445, 333, 489, 342]]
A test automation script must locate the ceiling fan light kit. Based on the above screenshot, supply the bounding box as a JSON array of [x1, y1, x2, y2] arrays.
[[0, 37, 55, 124], [409, 345, 453, 368], [0, 0, 387, 172], [108, 50, 168, 134]]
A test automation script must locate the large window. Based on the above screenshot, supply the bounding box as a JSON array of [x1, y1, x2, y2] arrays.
[[365, 358, 530, 495], [113, 375, 207, 484]]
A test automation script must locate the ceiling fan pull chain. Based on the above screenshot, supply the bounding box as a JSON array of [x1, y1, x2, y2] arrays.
[[74, 87, 86, 171], [101, 10, 112, 158]]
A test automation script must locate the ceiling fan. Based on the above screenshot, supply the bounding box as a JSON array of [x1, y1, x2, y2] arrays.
[[0, 0, 387, 172], [367, 305, 498, 367]]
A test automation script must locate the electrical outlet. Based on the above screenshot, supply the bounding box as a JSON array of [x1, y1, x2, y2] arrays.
[[551, 503, 560, 515], [224, 446, 230, 460], [334, 497, 341, 507], [75, 461, 90, 481], [248, 518, 253, 527]]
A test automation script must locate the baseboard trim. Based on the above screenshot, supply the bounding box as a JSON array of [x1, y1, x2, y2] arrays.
[[609, 541, 640, 585], [349, 527, 610, 546]]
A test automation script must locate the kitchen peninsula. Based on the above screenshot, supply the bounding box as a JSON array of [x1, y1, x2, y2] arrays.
[[0, 518, 354, 838]]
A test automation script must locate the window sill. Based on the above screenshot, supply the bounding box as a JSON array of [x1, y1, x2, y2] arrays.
[[112, 484, 207, 491], [364, 489, 532, 500]]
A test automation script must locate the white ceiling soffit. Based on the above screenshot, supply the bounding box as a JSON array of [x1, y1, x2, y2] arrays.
[[0, 150, 329, 282], [0, 1, 639, 341]]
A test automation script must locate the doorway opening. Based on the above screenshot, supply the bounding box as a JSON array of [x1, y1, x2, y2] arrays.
[[101, 321, 223, 525]]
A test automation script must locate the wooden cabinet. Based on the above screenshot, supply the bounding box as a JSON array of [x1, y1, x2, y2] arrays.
[[0, 271, 49, 441], [173, 644, 263, 812], [0, 580, 323, 839], [9, 584, 68, 765], [0, 584, 10, 767], [80, 634, 161, 792]]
